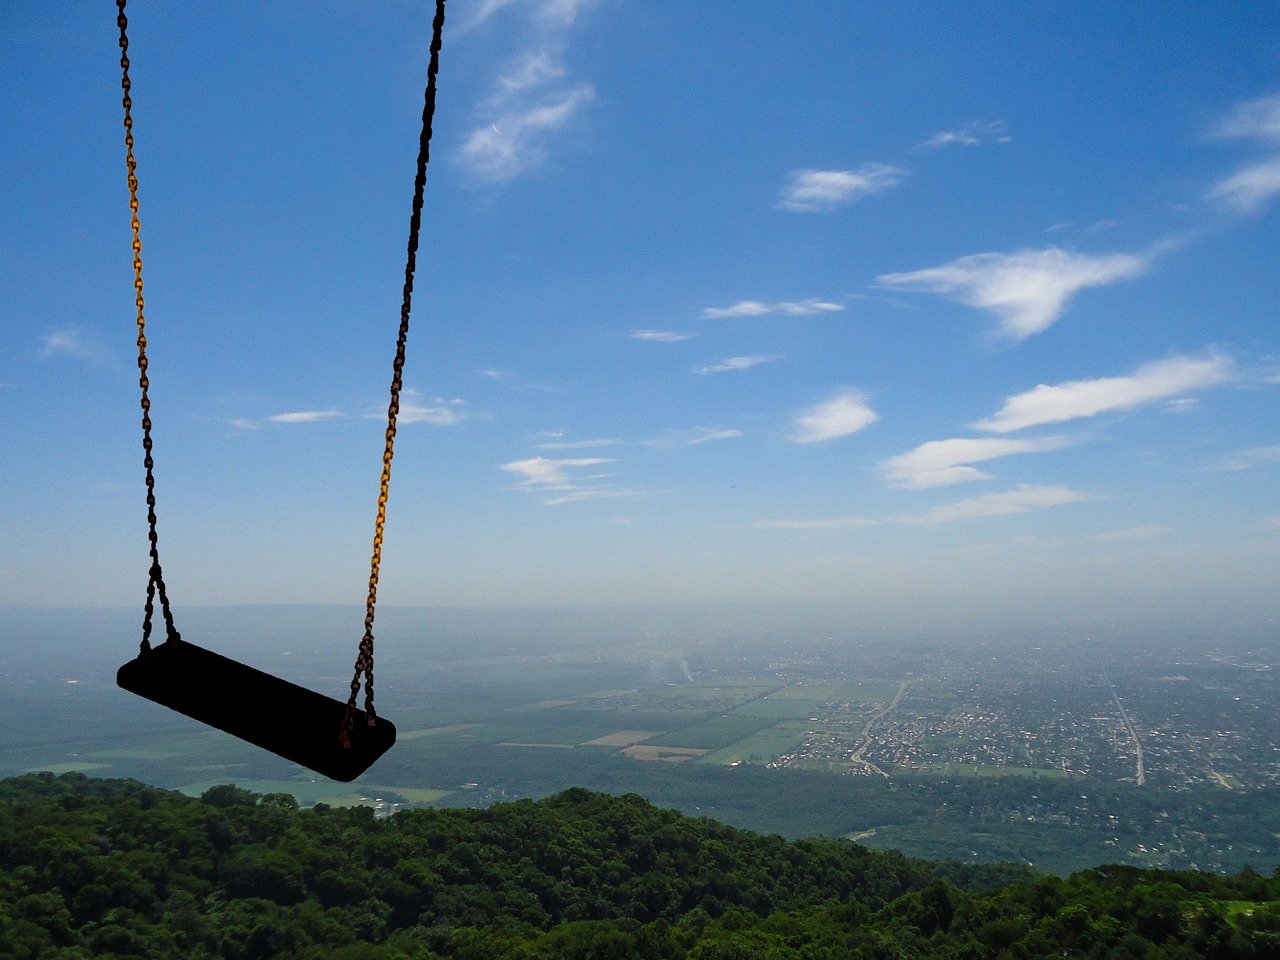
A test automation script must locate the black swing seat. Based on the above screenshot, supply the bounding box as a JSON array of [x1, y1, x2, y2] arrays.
[[117, 640, 396, 782]]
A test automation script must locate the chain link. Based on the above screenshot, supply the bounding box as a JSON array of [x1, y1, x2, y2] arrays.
[[118, 0, 179, 654], [341, 0, 448, 748]]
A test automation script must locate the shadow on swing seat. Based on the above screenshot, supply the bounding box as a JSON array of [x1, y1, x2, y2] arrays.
[[117, 639, 396, 782]]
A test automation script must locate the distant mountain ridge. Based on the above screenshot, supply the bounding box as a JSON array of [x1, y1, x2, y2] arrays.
[[0, 773, 1277, 959]]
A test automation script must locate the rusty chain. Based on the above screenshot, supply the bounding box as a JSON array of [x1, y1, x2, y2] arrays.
[[117, 0, 180, 654], [341, 0, 448, 747]]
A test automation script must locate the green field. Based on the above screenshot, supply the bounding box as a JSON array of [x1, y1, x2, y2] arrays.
[[735, 698, 830, 720], [699, 722, 805, 765], [648, 715, 777, 750]]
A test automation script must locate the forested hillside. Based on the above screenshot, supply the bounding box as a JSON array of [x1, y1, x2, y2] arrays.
[[1, 773, 1277, 959]]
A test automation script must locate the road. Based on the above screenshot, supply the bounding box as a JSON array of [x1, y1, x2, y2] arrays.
[[850, 681, 909, 778], [1103, 669, 1145, 786]]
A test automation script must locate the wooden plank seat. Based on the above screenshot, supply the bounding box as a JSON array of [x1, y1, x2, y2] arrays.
[[117, 640, 396, 782]]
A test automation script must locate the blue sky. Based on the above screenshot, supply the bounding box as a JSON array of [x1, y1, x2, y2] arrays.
[[3, 1, 1279, 623]]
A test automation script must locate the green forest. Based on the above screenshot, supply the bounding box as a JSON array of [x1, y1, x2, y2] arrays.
[[1, 773, 1278, 959]]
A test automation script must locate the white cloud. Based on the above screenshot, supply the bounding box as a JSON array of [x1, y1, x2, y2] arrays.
[[877, 247, 1149, 340], [777, 165, 904, 211], [268, 410, 343, 424], [755, 516, 874, 530], [544, 487, 645, 506], [460, 84, 595, 182], [631, 329, 696, 343], [398, 401, 467, 426], [1210, 157, 1280, 213], [478, 368, 507, 378], [976, 352, 1232, 433], [642, 427, 743, 448], [500, 455, 615, 489], [919, 120, 1010, 149], [39, 328, 111, 363], [468, 0, 593, 29], [687, 428, 742, 446], [702, 298, 844, 319], [880, 436, 1074, 489], [1215, 445, 1280, 471], [902, 484, 1093, 525], [1217, 94, 1280, 143], [229, 418, 261, 430], [791, 390, 879, 444], [497, 50, 566, 95], [696, 354, 782, 375], [537, 438, 622, 450], [458, 0, 599, 183]]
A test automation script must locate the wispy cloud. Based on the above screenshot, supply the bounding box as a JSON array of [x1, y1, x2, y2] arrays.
[[1215, 445, 1280, 471], [702, 298, 843, 319], [791, 390, 879, 444], [901, 484, 1094, 524], [1210, 157, 1280, 213], [877, 247, 1149, 340], [39, 328, 112, 364], [478, 367, 507, 378], [500, 455, 614, 489], [631, 329, 696, 343], [976, 352, 1232, 433], [458, 3, 597, 182], [1217, 93, 1280, 143], [755, 516, 874, 530], [537, 438, 622, 450], [880, 436, 1075, 489], [696, 354, 782, 375], [777, 165, 904, 211], [399, 398, 467, 426], [461, 85, 594, 182], [544, 488, 645, 506], [229, 418, 261, 431], [1211, 94, 1280, 213], [642, 427, 743, 448], [268, 410, 343, 424], [919, 120, 1010, 149], [499, 454, 637, 505]]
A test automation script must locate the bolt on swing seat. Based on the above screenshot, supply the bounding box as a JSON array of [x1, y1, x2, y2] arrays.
[[118, 640, 396, 782], [111, 0, 447, 783]]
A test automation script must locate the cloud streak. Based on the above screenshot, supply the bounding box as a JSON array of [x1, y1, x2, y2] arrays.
[[703, 298, 843, 319], [919, 120, 1010, 149], [696, 354, 781, 375], [39, 328, 112, 364], [901, 484, 1094, 525], [631, 329, 696, 343], [777, 165, 904, 211], [457, 2, 597, 182], [877, 247, 1149, 340], [267, 410, 343, 424], [976, 352, 1232, 433], [500, 455, 614, 489], [1211, 157, 1280, 213], [1215, 445, 1280, 471], [880, 436, 1075, 489], [791, 390, 879, 444]]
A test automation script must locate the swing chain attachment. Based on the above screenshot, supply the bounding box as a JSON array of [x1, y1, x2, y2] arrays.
[[117, 0, 180, 655], [341, 0, 447, 749]]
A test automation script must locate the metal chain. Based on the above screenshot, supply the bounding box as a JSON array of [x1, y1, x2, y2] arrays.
[[118, 0, 180, 654], [342, 0, 448, 747]]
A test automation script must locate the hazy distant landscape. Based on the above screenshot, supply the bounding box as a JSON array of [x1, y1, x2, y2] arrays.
[[6, 604, 1277, 876]]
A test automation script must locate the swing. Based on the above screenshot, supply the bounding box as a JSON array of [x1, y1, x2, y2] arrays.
[[113, 0, 448, 783]]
